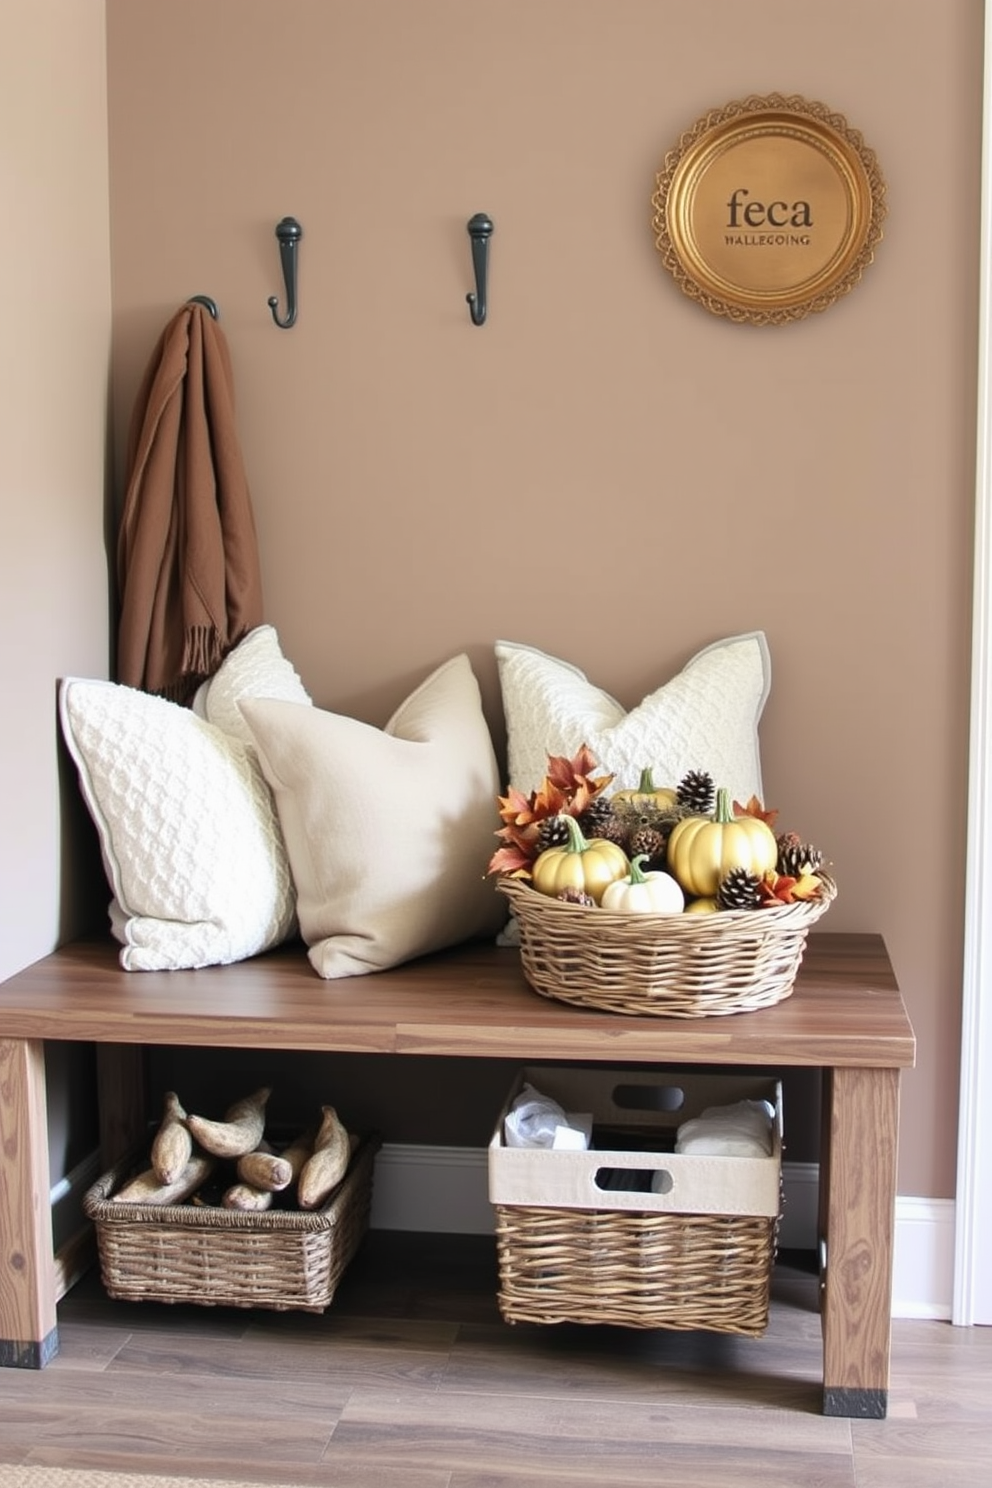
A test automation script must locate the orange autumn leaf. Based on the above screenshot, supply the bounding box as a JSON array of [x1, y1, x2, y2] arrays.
[[489, 747, 612, 878], [530, 778, 573, 820], [733, 794, 779, 830], [493, 819, 540, 851], [757, 872, 798, 906], [544, 745, 614, 805], [756, 870, 823, 906], [495, 747, 611, 839], [487, 841, 535, 877], [544, 744, 603, 789], [496, 785, 539, 827]]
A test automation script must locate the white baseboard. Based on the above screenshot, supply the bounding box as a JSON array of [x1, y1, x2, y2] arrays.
[[892, 1196, 956, 1320], [57, 1142, 956, 1321], [370, 1143, 497, 1236], [49, 1148, 103, 1252], [368, 1145, 957, 1321]]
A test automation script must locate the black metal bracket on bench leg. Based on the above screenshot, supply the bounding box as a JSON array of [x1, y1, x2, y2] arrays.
[[0, 1329, 59, 1370], [823, 1386, 888, 1419]]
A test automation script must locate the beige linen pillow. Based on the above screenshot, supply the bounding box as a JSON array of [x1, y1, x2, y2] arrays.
[[239, 653, 506, 978]]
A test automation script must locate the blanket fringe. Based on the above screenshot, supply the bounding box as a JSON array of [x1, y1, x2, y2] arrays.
[[182, 624, 224, 681]]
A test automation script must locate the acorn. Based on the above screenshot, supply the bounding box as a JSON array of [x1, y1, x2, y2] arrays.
[[556, 887, 597, 907]]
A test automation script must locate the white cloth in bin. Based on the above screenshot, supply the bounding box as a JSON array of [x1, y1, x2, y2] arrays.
[[503, 1083, 592, 1150], [674, 1099, 774, 1158]]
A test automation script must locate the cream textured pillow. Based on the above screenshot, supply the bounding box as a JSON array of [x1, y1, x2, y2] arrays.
[[496, 632, 771, 803], [239, 653, 507, 979], [59, 678, 297, 971], [192, 623, 311, 743]]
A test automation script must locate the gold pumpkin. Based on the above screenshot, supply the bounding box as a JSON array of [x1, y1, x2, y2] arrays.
[[666, 787, 777, 898], [531, 815, 629, 903], [611, 766, 678, 812]]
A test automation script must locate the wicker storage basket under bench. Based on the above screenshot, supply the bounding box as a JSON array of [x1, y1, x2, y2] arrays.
[[489, 1069, 782, 1338], [84, 1134, 379, 1313]]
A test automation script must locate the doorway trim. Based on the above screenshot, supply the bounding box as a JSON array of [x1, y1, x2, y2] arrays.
[[955, 0, 992, 1328]]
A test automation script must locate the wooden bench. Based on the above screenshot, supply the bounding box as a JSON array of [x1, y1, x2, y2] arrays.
[[0, 929, 915, 1417]]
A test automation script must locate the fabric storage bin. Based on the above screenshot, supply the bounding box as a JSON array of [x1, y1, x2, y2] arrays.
[[489, 1068, 782, 1336], [84, 1134, 379, 1313]]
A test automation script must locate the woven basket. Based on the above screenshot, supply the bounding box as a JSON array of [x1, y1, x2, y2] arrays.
[[498, 872, 836, 1017], [83, 1135, 379, 1313], [494, 1204, 778, 1336]]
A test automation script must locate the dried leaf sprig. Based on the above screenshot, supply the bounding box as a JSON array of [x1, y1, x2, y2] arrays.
[[487, 744, 613, 878]]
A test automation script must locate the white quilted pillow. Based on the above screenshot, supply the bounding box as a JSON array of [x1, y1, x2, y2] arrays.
[[496, 632, 771, 803], [192, 623, 311, 743], [59, 678, 297, 970]]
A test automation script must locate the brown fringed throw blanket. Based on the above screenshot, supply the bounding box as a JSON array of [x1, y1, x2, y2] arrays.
[[116, 302, 264, 703]]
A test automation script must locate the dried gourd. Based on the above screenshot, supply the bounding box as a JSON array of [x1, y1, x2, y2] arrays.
[[298, 1106, 351, 1210], [186, 1086, 271, 1159], [279, 1128, 315, 1182], [112, 1153, 214, 1206], [222, 1181, 274, 1212], [149, 1090, 193, 1185], [237, 1140, 293, 1193]]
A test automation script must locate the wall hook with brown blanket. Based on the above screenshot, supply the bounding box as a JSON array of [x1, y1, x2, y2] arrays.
[[116, 301, 264, 703]]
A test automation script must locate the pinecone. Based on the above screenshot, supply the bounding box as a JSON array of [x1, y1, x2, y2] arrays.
[[580, 796, 618, 831], [677, 769, 715, 815], [556, 887, 596, 907], [578, 801, 627, 848], [535, 814, 571, 853], [776, 833, 824, 878], [716, 867, 762, 911], [627, 826, 667, 867]]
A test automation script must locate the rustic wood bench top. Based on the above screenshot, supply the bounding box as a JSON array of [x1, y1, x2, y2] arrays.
[[0, 930, 914, 1067]]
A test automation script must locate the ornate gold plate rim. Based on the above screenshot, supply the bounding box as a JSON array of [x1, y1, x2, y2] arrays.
[[652, 93, 886, 326]]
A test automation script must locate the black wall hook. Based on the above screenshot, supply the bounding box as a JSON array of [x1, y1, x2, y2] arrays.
[[187, 294, 219, 319], [267, 216, 302, 329], [466, 213, 493, 326]]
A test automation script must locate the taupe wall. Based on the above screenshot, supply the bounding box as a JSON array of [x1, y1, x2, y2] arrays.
[[103, 0, 983, 1199], [0, 0, 112, 980], [0, 0, 111, 1173]]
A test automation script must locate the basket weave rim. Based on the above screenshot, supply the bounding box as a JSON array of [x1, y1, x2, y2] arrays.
[[498, 871, 836, 927]]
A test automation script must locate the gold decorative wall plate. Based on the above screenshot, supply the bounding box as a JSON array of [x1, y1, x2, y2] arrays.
[[651, 94, 886, 325]]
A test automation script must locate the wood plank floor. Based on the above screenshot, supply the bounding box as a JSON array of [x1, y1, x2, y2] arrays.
[[0, 1234, 989, 1487]]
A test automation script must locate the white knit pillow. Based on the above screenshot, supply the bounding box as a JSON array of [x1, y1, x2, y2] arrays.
[[59, 678, 297, 970], [192, 623, 311, 743], [496, 632, 771, 803]]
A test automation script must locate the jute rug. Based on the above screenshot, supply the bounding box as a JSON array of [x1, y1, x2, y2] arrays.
[[0, 1469, 279, 1488]]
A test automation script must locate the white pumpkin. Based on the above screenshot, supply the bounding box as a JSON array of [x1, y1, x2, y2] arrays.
[[600, 855, 685, 914]]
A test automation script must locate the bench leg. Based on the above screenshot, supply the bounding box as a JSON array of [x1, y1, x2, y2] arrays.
[[96, 1043, 147, 1166], [820, 1065, 900, 1417], [0, 1038, 58, 1368]]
